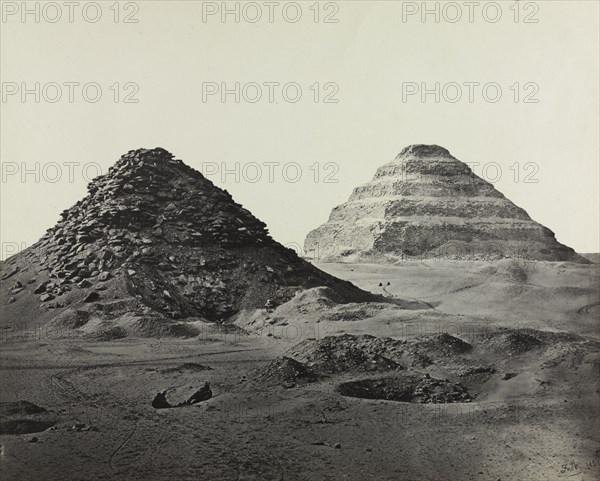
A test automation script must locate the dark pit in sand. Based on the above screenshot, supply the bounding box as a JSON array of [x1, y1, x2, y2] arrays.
[[0, 401, 55, 435], [337, 375, 472, 403], [161, 362, 213, 373], [0, 419, 56, 435]]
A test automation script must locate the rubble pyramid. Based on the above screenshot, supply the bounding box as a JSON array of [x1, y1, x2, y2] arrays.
[[1, 148, 376, 329], [304, 145, 587, 263]]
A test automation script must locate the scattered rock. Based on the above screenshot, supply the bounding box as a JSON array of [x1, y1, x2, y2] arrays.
[[33, 282, 49, 294], [98, 271, 110, 282], [1, 266, 19, 280]]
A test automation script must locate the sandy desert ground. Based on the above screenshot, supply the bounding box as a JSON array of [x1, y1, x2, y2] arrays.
[[1, 259, 599, 481]]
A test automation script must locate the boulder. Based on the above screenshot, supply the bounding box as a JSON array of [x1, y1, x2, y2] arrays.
[[33, 282, 48, 294], [98, 272, 110, 282]]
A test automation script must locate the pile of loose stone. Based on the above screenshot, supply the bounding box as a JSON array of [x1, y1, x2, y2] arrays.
[[14, 148, 370, 321]]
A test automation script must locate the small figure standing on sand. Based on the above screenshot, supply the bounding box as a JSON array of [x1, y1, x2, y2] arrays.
[[264, 299, 275, 313]]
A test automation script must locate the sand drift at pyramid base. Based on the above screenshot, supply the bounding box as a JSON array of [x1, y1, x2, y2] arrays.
[[1, 148, 379, 337], [304, 145, 588, 263]]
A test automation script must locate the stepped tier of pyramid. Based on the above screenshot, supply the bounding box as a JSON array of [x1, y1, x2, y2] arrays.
[[305, 145, 587, 263], [1, 148, 377, 327]]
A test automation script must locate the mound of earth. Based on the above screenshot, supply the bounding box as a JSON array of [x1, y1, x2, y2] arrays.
[[290, 333, 476, 372], [254, 336, 405, 388], [410, 332, 472, 356], [42, 301, 201, 340], [476, 328, 580, 356], [289, 333, 472, 374], [1, 147, 380, 334], [289, 334, 403, 374], [337, 374, 472, 403], [461, 328, 600, 376], [305, 144, 588, 263], [401, 333, 473, 367], [233, 286, 426, 336], [256, 357, 318, 388], [261, 286, 351, 319]]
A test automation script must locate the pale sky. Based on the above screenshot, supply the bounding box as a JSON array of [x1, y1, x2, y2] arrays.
[[1, 0, 599, 259]]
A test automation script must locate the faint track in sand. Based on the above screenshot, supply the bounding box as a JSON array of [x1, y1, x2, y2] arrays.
[[382, 286, 439, 311], [47, 367, 120, 413], [3, 347, 264, 371], [49, 369, 90, 404], [227, 445, 285, 481], [391, 282, 483, 302], [577, 302, 600, 320], [274, 454, 285, 481], [109, 424, 138, 471], [227, 446, 241, 481]]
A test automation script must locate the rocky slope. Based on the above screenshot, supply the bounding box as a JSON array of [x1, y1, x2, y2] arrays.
[[0, 148, 378, 333], [305, 145, 588, 263]]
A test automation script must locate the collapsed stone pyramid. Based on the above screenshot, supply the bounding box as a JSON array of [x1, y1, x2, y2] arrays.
[[1, 148, 375, 326], [305, 145, 587, 263]]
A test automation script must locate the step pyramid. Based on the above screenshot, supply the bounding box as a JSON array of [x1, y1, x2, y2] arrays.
[[304, 145, 587, 263], [1, 148, 376, 328]]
